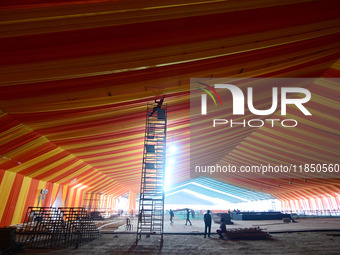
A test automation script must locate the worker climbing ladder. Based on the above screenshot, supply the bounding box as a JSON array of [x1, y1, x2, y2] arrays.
[[136, 98, 167, 244]]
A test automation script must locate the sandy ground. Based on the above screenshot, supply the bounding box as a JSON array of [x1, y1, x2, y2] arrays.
[[110, 216, 340, 234], [22, 217, 340, 255], [23, 231, 340, 255], [96, 219, 126, 231]]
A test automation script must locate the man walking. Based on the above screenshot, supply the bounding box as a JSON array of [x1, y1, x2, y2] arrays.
[[204, 210, 212, 238], [170, 209, 174, 224], [185, 209, 192, 226]]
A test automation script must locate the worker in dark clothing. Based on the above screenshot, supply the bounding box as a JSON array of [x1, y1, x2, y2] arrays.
[[185, 209, 192, 226], [203, 210, 212, 238], [216, 218, 227, 239], [191, 209, 195, 218], [170, 209, 174, 224], [149, 94, 166, 116]]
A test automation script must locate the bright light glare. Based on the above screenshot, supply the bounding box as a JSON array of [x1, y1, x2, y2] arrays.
[[164, 144, 178, 191], [164, 165, 173, 191], [168, 145, 177, 154], [167, 158, 175, 165], [73, 183, 88, 190]]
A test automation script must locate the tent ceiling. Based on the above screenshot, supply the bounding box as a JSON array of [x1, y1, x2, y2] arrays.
[[166, 177, 274, 203], [0, 0, 339, 200], [166, 191, 216, 206]]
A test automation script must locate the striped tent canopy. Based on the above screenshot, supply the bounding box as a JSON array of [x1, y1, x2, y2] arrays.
[[166, 177, 275, 203], [0, 0, 339, 226]]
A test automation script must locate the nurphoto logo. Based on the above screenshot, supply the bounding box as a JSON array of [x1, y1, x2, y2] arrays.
[[198, 83, 312, 128]]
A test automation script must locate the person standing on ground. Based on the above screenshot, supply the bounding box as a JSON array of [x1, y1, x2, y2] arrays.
[[203, 210, 212, 238], [170, 209, 174, 224], [185, 209, 192, 226]]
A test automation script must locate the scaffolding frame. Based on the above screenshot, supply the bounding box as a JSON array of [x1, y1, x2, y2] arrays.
[[136, 102, 167, 244], [16, 207, 100, 249]]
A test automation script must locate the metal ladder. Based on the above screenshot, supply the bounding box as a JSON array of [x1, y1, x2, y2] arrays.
[[136, 102, 167, 244]]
